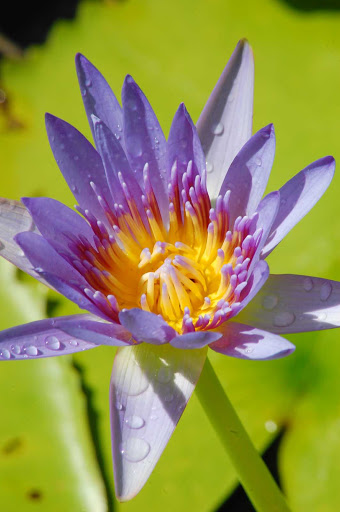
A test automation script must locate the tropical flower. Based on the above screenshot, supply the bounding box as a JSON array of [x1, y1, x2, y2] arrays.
[[0, 40, 339, 501]]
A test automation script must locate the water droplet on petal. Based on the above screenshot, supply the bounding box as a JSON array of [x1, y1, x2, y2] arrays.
[[320, 282, 332, 302], [303, 277, 314, 292], [116, 401, 124, 411], [211, 122, 224, 136], [262, 295, 278, 311], [85, 79, 92, 87], [255, 157, 262, 166], [25, 345, 38, 356], [125, 415, 145, 429], [318, 312, 327, 321], [1, 349, 11, 359], [69, 339, 79, 347], [157, 366, 172, 384], [11, 345, 21, 355], [119, 364, 149, 396], [45, 336, 61, 351], [120, 438, 150, 462], [273, 312, 295, 328], [206, 161, 214, 174]]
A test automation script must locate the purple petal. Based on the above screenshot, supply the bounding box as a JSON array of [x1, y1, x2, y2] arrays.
[[92, 116, 146, 222], [237, 274, 340, 334], [0, 315, 97, 360], [197, 39, 254, 199], [209, 321, 295, 360], [170, 330, 222, 349], [247, 191, 280, 274], [0, 198, 51, 286], [110, 343, 207, 500], [45, 113, 114, 225], [167, 103, 205, 176], [220, 124, 275, 223], [75, 53, 123, 145], [57, 318, 133, 346], [122, 75, 169, 225], [236, 259, 270, 315], [22, 197, 93, 249], [261, 156, 335, 259], [119, 309, 176, 344]]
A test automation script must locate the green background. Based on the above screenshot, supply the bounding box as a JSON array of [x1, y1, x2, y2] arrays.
[[1, 0, 340, 510]]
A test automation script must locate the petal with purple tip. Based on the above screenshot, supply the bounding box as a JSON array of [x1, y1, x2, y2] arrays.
[[122, 76, 168, 225], [261, 156, 335, 259], [170, 330, 222, 349], [110, 343, 207, 500], [167, 103, 205, 176], [237, 274, 340, 334], [75, 53, 123, 145], [219, 124, 275, 223], [119, 309, 176, 344], [209, 321, 295, 360], [22, 197, 94, 250], [0, 315, 97, 360], [92, 116, 146, 222], [45, 113, 114, 225], [0, 198, 51, 286], [197, 39, 254, 199]]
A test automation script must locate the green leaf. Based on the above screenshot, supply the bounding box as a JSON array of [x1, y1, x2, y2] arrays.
[[0, 259, 106, 511]]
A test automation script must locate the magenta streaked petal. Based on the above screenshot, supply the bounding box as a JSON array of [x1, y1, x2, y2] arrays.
[[122, 75, 169, 225], [75, 53, 123, 145], [170, 330, 222, 349], [261, 155, 335, 259], [237, 274, 340, 334], [57, 318, 134, 346], [167, 103, 205, 176], [0, 315, 97, 360], [110, 343, 207, 501], [220, 124, 275, 224], [210, 321, 295, 360], [45, 113, 114, 225], [197, 39, 254, 199], [119, 309, 176, 344], [0, 198, 52, 286], [22, 197, 94, 249]]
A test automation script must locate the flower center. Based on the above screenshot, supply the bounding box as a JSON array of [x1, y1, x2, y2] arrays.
[[73, 161, 262, 333]]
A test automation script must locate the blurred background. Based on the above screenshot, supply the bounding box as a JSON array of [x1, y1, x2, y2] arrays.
[[1, 0, 340, 510]]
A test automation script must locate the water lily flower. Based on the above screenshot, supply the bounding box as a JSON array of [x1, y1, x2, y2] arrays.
[[0, 40, 339, 501]]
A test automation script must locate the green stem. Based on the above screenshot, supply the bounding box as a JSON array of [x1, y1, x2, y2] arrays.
[[195, 356, 291, 512]]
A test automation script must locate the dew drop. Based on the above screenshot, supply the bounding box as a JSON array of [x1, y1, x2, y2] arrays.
[[11, 345, 21, 355], [303, 277, 314, 292], [273, 312, 295, 327], [262, 295, 278, 311], [206, 161, 214, 174], [82, 89, 87, 97], [25, 345, 38, 356], [320, 282, 332, 302], [211, 122, 224, 136], [157, 366, 172, 384], [125, 415, 145, 429], [69, 339, 79, 347], [72, 185, 78, 194], [85, 79, 92, 87], [265, 420, 277, 433], [116, 401, 124, 411], [1, 349, 11, 359], [318, 312, 327, 321], [255, 157, 262, 166], [118, 364, 149, 396], [120, 438, 150, 462], [164, 392, 174, 403], [45, 336, 61, 351]]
